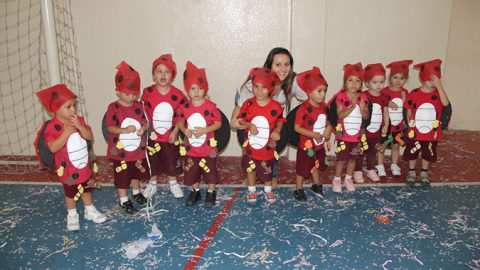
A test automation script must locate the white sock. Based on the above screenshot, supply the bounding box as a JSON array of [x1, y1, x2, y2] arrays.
[[264, 186, 272, 193], [149, 179, 157, 184], [85, 204, 95, 212], [248, 186, 256, 193], [120, 196, 128, 204], [169, 180, 178, 185], [345, 175, 352, 180], [132, 189, 140, 195], [67, 208, 77, 216], [193, 188, 200, 192], [333, 176, 341, 181], [207, 189, 214, 193]]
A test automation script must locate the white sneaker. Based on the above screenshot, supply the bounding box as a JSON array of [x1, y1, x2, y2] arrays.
[[67, 213, 80, 231], [376, 165, 387, 177], [353, 171, 365, 183], [390, 164, 402, 176], [169, 182, 184, 198], [84, 208, 107, 224], [143, 182, 158, 198]]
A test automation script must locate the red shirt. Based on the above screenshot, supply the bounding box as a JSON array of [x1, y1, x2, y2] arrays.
[[44, 116, 91, 185], [237, 98, 286, 160], [335, 91, 368, 142], [141, 85, 187, 142], [178, 99, 221, 157], [364, 91, 389, 138], [295, 100, 329, 150], [382, 86, 408, 132], [405, 88, 444, 141], [105, 101, 147, 161]]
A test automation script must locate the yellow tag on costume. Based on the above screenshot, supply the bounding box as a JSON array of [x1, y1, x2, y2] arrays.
[[116, 160, 127, 173], [116, 141, 125, 149], [199, 158, 210, 173], [57, 166, 64, 177], [335, 124, 342, 132], [361, 134, 367, 143], [410, 141, 421, 154], [336, 141, 346, 153], [179, 146, 186, 156], [274, 151, 279, 160], [246, 160, 256, 173], [304, 140, 313, 149], [74, 184, 84, 201], [174, 140, 180, 146], [432, 120, 439, 129], [93, 162, 99, 173], [209, 138, 218, 147], [243, 139, 249, 148], [408, 130, 415, 138]]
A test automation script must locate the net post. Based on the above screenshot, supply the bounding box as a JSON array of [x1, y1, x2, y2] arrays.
[[40, 0, 61, 85]]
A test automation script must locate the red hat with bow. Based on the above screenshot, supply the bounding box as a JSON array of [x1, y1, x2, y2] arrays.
[[343, 62, 363, 81], [249, 67, 281, 94], [115, 61, 140, 95], [36, 84, 77, 113], [363, 63, 386, 82], [297, 66, 328, 95], [152, 54, 177, 79], [183, 61, 208, 92], [386, 60, 413, 78], [414, 59, 442, 82]]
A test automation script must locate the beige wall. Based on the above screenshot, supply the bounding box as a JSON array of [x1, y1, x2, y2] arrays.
[[62, 0, 473, 157]]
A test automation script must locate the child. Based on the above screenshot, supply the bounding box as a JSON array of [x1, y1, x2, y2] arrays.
[[382, 60, 413, 176], [293, 67, 332, 201], [177, 61, 222, 207], [404, 59, 449, 184], [36, 84, 107, 231], [237, 67, 286, 204], [353, 63, 390, 182], [333, 63, 369, 193], [105, 61, 149, 214], [141, 54, 187, 198]]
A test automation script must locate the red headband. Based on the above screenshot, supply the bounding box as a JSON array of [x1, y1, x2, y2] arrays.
[[152, 54, 177, 79], [183, 61, 208, 92], [297, 66, 328, 95], [343, 62, 363, 81], [363, 63, 386, 82], [414, 59, 442, 82], [249, 67, 281, 94], [115, 61, 140, 95], [386, 60, 413, 78], [36, 84, 77, 113]]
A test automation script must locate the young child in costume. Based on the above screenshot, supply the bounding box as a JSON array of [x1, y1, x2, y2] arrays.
[[105, 61, 149, 215], [404, 59, 450, 184], [353, 63, 390, 182], [293, 67, 332, 201], [382, 60, 413, 176], [36, 84, 107, 231], [141, 54, 187, 198], [177, 61, 222, 207], [237, 67, 286, 204], [333, 63, 369, 193]]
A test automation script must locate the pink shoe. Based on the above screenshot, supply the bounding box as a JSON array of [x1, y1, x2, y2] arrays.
[[366, 169, 380, 181], [353, 171, 364, 183], [344, 178, 356, 192], [332, 179, 342, 193]]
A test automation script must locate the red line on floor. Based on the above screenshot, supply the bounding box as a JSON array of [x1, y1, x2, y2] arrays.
[[183, 187, 241, 270]]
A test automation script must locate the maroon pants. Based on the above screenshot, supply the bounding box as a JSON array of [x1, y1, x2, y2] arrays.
[[147, 140, 183, 177], [113, 159, 150, 189], [336, 140, 363, 161], [63, 179, 91, 199], [403, 139, 438, 163], [183, 156, 220, 186], [241, 155, 274, 183], [355, 136, 380, 171], [296, 148, 327, 179]]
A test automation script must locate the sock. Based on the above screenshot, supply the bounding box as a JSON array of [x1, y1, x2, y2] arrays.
[[248, 186, 256, 193], [264, 186, 272, 193], [132, 189, 140, 195], [149, 179, 157, 184], [207, 189, 214, 193], [67, 208, 77, 216], [169, 180, 178, 185], [345, 175, 352, 180], [193, 188, 200, 192], [120, 196, 128, 204], [333, 176, 341, 181], [85, 204, 95, 212]]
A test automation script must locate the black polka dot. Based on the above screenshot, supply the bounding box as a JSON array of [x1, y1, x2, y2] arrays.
[[271, 110, 277, 117], [180, 99, 185, 104], [185, 103, 190, 108], [401, 64, 407, 69], [51, 91, 58, 99], [413, 103, 417, 109], [354, 66, 360, 71], [211, 113, 214, 117], [266, 146, 271, 150], [171, 95, 178, 101], [72, 173, 79, 179], [431, 95, 438, 100], [198, 77, 204, 84], [54, 124, 62, 131], [117, 75, 123, 82], [147, 102, 151, 108], [340, 99, 344, 103], [180, 114, 184, 118], [241, 112, 247, 118], [119, 152, 125, 158], [115, 119, 120, 125], [302, 115, 306, 121], [434, 66, 440, 72], [204, 110, 210, 116], [413, 89, 418, 93], [127, 82, 134, 89], [61, 161, 67, 167], [113, 137, 119, 143], [305, 74, 311, 80], [186, 145, 191, 151], [307, 106, 313, 113], [271, 81, 276, 87], [247, 149, 252, 155], [307, 120, 314, 126], [135, 108, 141, 115], [344, 101, 350, 107], [115, 103, 119, 109], [147, 87, 153, 93], [247, 101, 253, 106], [173, 112, 177, 118], [112, 115, 117, 121], [366, 66, 371, 71], [408, 100, 413, 106]]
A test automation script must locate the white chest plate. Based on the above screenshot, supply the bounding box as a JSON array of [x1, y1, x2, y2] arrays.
[[248, 116, 270, 150], [67, 132, 88, 169], [152, 102, 173, 135], [119, 118, 141, 152], [187, 113, 207, 147]]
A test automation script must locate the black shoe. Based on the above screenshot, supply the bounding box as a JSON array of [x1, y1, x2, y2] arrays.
[[205, 190, 216, 208], [133, 193, 147, 205], [185, 190, 201, 206], [311, 184, 324, 197], [294, 189, 307, 202], [120, 199, 138, 215]]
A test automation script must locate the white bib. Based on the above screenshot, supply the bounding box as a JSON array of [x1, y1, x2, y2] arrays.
[[152, 102, 173, 135], [119, 118, 141, 152], [67, 132, 88, 169], [187, 113, 207, 147], [248, 116, 270, 150]]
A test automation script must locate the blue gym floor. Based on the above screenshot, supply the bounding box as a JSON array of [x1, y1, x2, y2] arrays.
[[0, 183, 479, 269]]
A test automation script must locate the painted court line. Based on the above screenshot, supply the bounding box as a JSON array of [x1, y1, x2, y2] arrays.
[[183, 187, 241, 270]]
